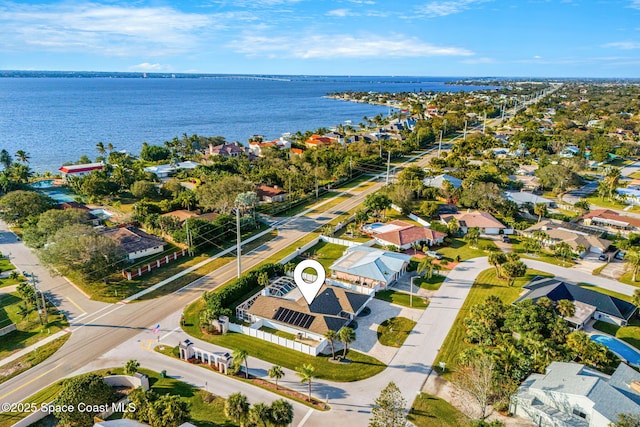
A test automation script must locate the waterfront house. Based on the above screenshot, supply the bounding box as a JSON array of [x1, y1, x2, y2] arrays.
[[305, 134, 334, 149], [511, 362, 640, 427], [58, 162, 104, 181], [206, 142, 246, 158], [143, 161, 200, 179]]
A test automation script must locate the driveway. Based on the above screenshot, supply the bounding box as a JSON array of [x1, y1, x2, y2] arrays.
[[350, 299, 423, 364], [598, 259, 627, 280]]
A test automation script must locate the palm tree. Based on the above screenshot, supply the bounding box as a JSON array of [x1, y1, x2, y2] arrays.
[[248, 402, 271, 427], [324, 329, 338, 360], [417, 256, 435, 279], [556, 299, 576, 318], [232, 349, 249, 379], [632, 289, 640, 309], [268, 365, 284, 390], [295, 364, 316, 402], [488, 252, 507, 278], [554, 242, 574, 265], [225, 392, 250, 426], [96, 141, 106, 156], [338, 326, 356, 359], [124, 359, 140, 375], [624, 249, 640, 282], [284, 262, 296, 275], [0, 149, 11, 169], [534, 202, 548, 222], [107, 142, 114, 152], [269, 399, 294, 427], [15, 150, 30, 164], [465, 227, 480, 248]]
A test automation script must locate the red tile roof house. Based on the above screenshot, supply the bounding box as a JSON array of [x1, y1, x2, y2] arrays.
[[205, 142, 246, 158], [305, 134, 335, 149], [256, 184, 287, 203], [58, 162, 104, 181], [372, 220, 447, 250], [441, 211, 508, 235]]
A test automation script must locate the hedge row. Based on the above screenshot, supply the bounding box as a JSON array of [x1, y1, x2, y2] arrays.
[[203, 263, 284, 316]]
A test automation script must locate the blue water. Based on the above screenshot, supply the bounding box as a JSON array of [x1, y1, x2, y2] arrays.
[[591, 334, 640, 366], [0, 75, 495, 173]]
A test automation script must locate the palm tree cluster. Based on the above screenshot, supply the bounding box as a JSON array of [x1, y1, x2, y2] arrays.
[[224, 393, 293, 427]]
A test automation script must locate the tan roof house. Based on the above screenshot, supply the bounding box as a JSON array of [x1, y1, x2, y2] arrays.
[[523, 219, 611, 254], [372, 220, 447, 249], [441, 211, 508, 235], [256, 184, 287, 203]]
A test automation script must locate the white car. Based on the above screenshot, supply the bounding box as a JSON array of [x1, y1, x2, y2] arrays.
[[426, 251, 443, 259]]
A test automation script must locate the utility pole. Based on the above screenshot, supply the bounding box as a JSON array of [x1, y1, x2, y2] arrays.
[[236, 207, 241, 279], [438, 130, 443, 158], [385, 151, 391, 185], [483, 111, 487, 134], [185, 220, 193, 256], [463, 120, 468, 141], [31, 274, 44, 325], [349, 158, 353, 179], [314, 165, 319, 198]]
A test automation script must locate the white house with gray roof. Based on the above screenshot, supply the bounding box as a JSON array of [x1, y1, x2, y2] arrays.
[[422, 174, 462, 189], [511, 362, 640, 427], [330, 246, 412, 290]]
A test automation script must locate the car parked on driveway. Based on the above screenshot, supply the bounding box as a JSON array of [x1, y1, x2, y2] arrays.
[[425, 251, 443, 259]]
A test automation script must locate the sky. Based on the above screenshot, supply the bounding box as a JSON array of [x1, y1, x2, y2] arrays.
[[0, 0, 639, 77]]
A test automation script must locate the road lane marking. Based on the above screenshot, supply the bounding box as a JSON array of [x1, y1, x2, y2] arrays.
[[64, 296, 86, 316], [140, 340, 155, 351], [0, 362, 63, 400], [161, 327, 181, 341], [297, 408, 314, 427]]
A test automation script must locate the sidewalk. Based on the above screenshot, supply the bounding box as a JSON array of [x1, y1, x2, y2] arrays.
[[0, 329, 70, 369]]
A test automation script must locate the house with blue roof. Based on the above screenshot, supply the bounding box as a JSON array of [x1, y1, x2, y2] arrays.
[[511, 362, 640, 427], [329, 246, 412, 290]]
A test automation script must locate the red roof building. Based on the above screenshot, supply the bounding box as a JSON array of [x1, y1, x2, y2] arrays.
[[58, 162, 104, 180]]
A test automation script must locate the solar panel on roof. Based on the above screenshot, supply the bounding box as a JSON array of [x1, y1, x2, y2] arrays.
[[273, 307, 315, 329]]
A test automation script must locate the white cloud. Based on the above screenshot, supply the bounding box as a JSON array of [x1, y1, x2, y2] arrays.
[[630, 0, 640, 9], [228, 33, 473, 58], [348, 0, 376, 4], [327, 8, 353, 17], [129, 63, 170, 72], [533, 55, 542, 59], [603, 41, 640, 50], [0, 2, 215, 56], [416, 0, 492, 17]]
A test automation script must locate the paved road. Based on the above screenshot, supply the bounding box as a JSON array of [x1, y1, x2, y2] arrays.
[[0, 146, 441, 409]]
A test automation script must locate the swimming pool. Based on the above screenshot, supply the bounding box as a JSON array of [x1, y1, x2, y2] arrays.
[[29, 179, 55, 189], [368, 222, 385, 229], [590, 334, 640, 366]]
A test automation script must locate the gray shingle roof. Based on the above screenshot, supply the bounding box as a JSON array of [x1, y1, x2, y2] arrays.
[[515, 278, 637, 321]]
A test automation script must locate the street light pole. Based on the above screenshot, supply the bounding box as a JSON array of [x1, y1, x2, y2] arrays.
[[410, 276, 415, 308], [236, 207, 241, 279]]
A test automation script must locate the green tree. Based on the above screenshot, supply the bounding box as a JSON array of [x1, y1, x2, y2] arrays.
[[196, 176, 254, 214], [447, 217, 460, 236], [257, 271, 269, 288], [488, 252, 507, 278], [0, 190, 55, 225], [452, 354, 496, 420], [632, 289, 640, 309], [148, 394, 190, 427], [324, 329, 338, 360], [554, 242, 574, 265], [556, 299, 576, 318], [22, 208, 90, 248], [417, 256, 436, 279], [248, 402, 271, 427], [0, 149, 12, 170], [624, 249, 640, 282], [268, 365, 284, 390], [339, 326, 356, 359], [233, 349, 250, 379], [364, 192, 392, 218], [419, 201, 439, 218], [465, 227, 481, 248], [609, 413, 640, 427], [96, 141, 106, 156], [269, 399, 294, 427], [15, 150, 30, 164], [225, 392, 250, 427], [140, 143, 171, 162], [502, 260, 527, 287], [124, 359, 140, 375], [369, 381, 407, 427], [533, 203, 548, 222], [295, 364, 317, 402], [130, 180, 158, 199], [53, 373, 117, 426]]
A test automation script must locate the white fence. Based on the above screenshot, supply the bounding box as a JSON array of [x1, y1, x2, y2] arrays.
[[278, 237, 320, 264], [326, 278, 376, 295], [228, 323, 322, 355], [319, 235, 376, 247], [408, 213, 431, 227]]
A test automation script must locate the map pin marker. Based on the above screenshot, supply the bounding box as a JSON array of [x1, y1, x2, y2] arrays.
[[293, 259, 326, 305]]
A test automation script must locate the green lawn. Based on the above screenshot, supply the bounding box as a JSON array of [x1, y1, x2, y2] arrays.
[[416, 275, 446, 291], [593, 319, 640, 351], [510, 236, 575, 267], [0, 367, 237, 427], [259, 326, 296, 340], [435, 238, 497, 263], [0, 292, 69, 360], [585, 194, 640, 213], [434, 268, 552, 378], [333, 227, 371, 243], [0, 334, 70, 385], [377, 317, 416, 347], [183, 299, 386, 382], [0, 258, 23, 288], [408, 393, 469, 427], [375, 290, 429, 309], [617, 272, 640, 288], [299, 241, 348, 271]]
